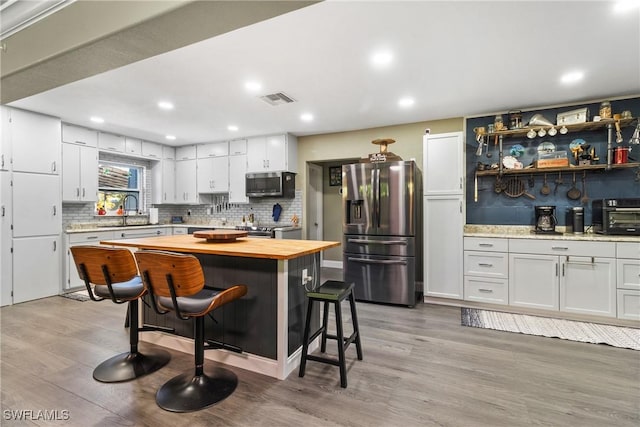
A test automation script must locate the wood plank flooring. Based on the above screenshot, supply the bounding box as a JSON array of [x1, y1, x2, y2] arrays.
[[1, 271, 638, 426]]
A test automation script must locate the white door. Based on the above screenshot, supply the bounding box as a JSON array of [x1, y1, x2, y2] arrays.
[[560, 256, 616, 317], [197, 156, 228, 192], [163, 159, 176, 203], [12, 172, 61, 237], [62, 143, 81, 201], [424, 196, 464, 299], [265, 135, 286, 171], [13, 236, 61, 303], [11, 108, 61, 175], [246, 137, 267, 172], [80, 145, 98, 201], [229, 155, 249, 203], [509, 253, 559, 310], [306, 163, 323, 241], [423, 132, 464, 195], [175, 159, 197, 203], [0, 171, 12, 306]]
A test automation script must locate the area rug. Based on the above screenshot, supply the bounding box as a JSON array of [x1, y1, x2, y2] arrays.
[[59, 290, 91, 302], [461, 308, 640, 351]]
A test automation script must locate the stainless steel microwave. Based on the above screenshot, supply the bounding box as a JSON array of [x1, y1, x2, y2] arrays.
[[592, 198, 640, 235], [245, 172, 295, 198]]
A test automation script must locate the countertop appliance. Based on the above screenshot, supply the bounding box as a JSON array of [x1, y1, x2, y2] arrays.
[[592, 198, 640, 235], [565, 207, 584, 234], [342, 160, 423, 307], [245, 172, 295, 198], [534, 205, 559, 234]]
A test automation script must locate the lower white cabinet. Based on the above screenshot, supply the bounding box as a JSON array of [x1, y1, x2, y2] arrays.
[[509, 253, 560, 310], [617, 289, 640, 321], [616, 242, 640, 320], [560, 256, 616, 317], [172, 227, 187, 235], [424, 196, 463, 299], [1, 171, 12, 306], [464, 276, 508, 304], [64, 231, 115, 291], [13, 236, 61, 303]]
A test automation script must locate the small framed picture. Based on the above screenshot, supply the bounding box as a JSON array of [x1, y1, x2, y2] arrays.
[[329, 166, 342, 186]]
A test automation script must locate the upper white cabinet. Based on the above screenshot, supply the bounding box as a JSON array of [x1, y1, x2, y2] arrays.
[[197, 156, 228, 193], [142, 141, 163, 159], [229, 139, 247, 155], [246, 134, 297, 173], [176, 145, 196, 160], [98, 132, 126, 153], [124, 137, 142, 156], [62, 124, 98, 147], [229, 154, 249, 203], [163, 145, 176, 160], [1, 106, 11, 171], [10, 108, 61, 175], [423, 132, 464, 195], [197, 142, 228, 158], [12, 172, 61, 237], [152, 158, 176, 204], [62, 143, 98, 202], [175, 158, 198, 203]]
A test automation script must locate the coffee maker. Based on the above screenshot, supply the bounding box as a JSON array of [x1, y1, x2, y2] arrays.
[[535, 206, 558, 234]]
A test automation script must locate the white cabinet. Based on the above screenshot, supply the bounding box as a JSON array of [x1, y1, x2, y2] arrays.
[[229, 154, 249, 204], [617, 290, 640, 321], [1, 106, 12, 171], [12, 236, 60, 303], [142, 141, 163, 159], [172, 227, 187, 235], [64, 230, 115, 290], [246, 134, 297, 173], [10, 108, 61, 175], [616, 242, 640, 320], [175, 159, 198, 203], [560, 256, 616, 317], [423, 132, 464, 195], [98, 132, 126, 153], [229, 139, 247, 155], [124, 137, 142, 156], [424, 196, 464, 299], [197, 156, 228, 193], [163, 145, 176, 160], [197, 142, 228, 158], [12, 172, 61, 237], [0, 171, 12, 306], [509, 252, 559, 310], [463, 237, 509, 304], [176, 145, 196, 160], [62, 143, 98, 202], [62, 124, 97, 147], [152, 158, 175, 204]]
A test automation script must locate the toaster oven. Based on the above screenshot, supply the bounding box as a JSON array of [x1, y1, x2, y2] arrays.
[[592, 199, 640, 235]]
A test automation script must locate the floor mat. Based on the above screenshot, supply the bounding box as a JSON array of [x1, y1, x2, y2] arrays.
[[461, 308, 640, 351], [59, 290, 91, 302]]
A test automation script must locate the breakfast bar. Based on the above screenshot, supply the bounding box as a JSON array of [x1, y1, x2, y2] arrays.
[[100, 234, 340, 380]]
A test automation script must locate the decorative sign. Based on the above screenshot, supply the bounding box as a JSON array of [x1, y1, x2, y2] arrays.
[[329, 166, 342, 186], [369, 153, 387, 163]]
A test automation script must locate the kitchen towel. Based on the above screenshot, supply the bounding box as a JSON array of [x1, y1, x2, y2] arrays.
[[272, 203, 282, 222]]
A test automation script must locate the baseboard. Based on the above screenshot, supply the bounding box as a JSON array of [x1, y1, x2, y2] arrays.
[[322, 260, 342, 269]]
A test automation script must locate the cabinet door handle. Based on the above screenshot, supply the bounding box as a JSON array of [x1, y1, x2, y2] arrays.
[[562, 263, 565, 276], [82, 188, 85, 197], [1, 206, 4, 217], [479, 243, 494, 247], [478, 289, 493, 293], [53, 241, 57, 251], [551, 246, 569, 251], [555, 263, 558, 276], [75, 140, 86, 145], [86, 236, 98, 240], [460, 177, 463, 189], [1, 154, 4, 167], [53, 205, 57, 216], [478, 263, 493, 267], [51, 161, 57, 172], [76, 188, 80, 197]]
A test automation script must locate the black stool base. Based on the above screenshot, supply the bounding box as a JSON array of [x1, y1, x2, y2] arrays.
[[93, 350, 171, 383], [156, 367, 237, 412]]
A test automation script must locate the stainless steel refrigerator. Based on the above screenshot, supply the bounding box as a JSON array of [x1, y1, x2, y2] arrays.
[[342, 160, 423, 306]]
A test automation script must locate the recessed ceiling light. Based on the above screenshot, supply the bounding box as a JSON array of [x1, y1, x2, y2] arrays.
[[614, 0, 639, 13], [228, 125, 239, 131], [398, 97, 415, 108], [245, 81, 262, 92], [560, 71, 584, 84], [90, 116, 104, 123], [165, 135, 176, 140], [371, 50, 393, 67], [158, 101, 174, 110], [300, 113, 314, 122]]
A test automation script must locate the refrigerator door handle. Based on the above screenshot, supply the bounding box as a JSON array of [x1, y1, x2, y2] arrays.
[[348, 257, 407, 265], [375, 168, 381, 228], [347, 238, 407, 245]]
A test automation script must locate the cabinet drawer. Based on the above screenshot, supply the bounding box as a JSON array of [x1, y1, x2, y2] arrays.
[[68, 231, 115, 244], [172, 227, 187, 235], [464, 251, 508, 278], [464, 237, 508, 252], [617, 289, 640, 321], [617, 259, 640, 290], [464, 277, 508, 304], [617, 242, 640, 259], [509, 238, 615, 257]]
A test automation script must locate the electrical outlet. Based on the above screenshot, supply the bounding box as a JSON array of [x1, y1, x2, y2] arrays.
[[302, 269, 308, 286]]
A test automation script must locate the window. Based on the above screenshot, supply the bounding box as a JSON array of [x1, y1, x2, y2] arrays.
[[96, 162, 142, 215]]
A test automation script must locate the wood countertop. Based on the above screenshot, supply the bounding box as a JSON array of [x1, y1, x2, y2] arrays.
[[100, 234, 340, 260]]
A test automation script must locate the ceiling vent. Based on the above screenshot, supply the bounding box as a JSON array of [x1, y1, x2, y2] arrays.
[[260, 92, 296, 106]]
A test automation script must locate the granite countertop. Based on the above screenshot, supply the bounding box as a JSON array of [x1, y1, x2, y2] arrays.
[[66, 222, 301, 233], [464, 225, 640, 243]]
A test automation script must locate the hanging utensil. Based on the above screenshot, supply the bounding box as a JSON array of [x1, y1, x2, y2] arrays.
[[614, 114, 623, 143], [540, 173, 551, 195], [554, 171, 563, 195], [528, 174, 535, 188], [581, 171, 589, 205], [474, 172, 478, 202], [476, 137, 483, 156], [494, 175, 505, 193], [566, 172, 581, 200], [503, 176, 536, 200]]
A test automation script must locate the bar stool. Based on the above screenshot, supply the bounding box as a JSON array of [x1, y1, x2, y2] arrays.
[[70, 246, 171, 383], [134, 250, 247, 413], [299, 280, 363, 388]]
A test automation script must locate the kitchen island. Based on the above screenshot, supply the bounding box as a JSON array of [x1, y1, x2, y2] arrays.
[[101, 234, 340, 379]]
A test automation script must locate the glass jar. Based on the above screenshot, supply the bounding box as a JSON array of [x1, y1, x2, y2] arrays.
[[599, 101, 612, 119], [494, 114, 504, 131]]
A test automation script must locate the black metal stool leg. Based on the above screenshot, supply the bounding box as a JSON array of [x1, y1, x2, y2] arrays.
[[334, 300, 347, 388], [93, 300, 171, 383], [299, 298, 314, 378], [321, 300, 330, 353], [349, 292, 363, 360]]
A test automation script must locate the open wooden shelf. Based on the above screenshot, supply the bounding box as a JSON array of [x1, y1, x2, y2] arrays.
[[487, 118, 636, 139], [475, 162, 640, 176]]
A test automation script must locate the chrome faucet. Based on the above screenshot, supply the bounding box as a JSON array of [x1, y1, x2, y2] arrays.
[[122, 194, 139, 226]]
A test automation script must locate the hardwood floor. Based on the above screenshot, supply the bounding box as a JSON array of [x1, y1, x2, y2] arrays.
[[1, 272, 638, 427]]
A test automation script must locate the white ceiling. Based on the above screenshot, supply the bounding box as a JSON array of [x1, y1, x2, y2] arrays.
[[7, 0, 640, 146]]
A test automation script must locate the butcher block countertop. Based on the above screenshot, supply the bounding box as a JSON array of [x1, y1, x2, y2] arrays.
[[100, 234, 340, 260]]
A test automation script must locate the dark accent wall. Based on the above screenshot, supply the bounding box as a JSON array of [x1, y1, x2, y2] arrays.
[[465, 97, 640, 227]]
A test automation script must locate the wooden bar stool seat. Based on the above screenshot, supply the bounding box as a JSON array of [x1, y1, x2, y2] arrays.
[[299, 280, 363, 388], [70, 246, 171, 383], [135, 250, 247, 413]]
